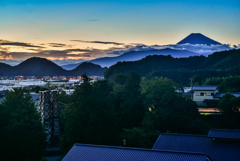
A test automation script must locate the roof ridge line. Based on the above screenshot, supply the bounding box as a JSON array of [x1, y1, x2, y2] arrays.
[[160, 133, 207, 137], [74, 143, 207, 156]]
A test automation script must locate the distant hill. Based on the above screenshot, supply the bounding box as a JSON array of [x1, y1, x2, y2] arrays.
[[177, 33, 221, 45], [0, 57, 106, 76], [62, 63, 82, 70], [69, 62, 107, 76], [91, 48, 198, 67], [62, 48, 198, 69], [0, 63, 13, 75], [104, 49, 240, 85], [13, 57, 67, 76]]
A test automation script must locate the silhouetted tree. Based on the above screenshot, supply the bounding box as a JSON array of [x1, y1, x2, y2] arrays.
[[61, 80, 119, 153], [0, 89, 46, 161], [218, 94, 240, 129]]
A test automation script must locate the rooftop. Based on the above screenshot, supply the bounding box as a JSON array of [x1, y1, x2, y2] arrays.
[[208, 129, 240, 139], [192, 86, 218, 91], [153, 130, 240, 161], [63, 144, 209, 161]]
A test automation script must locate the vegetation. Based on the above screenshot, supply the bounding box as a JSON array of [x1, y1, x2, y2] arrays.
[[104, 49, 240, 86], [60, 74, 207, 152], [0, 89, 46, 161], [60, 70, 240, 152], [61, 79, 119, 153], [204, 76, 240, 92], [1, 49, 240, 159], [218, 94, 240, 129]]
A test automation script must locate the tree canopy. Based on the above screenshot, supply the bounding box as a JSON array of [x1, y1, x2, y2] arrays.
[[61, 80, 119, 153], [0, 88, 46, 161]]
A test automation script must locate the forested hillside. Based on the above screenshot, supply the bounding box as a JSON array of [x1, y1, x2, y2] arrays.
[[105, 49, 240, 85]]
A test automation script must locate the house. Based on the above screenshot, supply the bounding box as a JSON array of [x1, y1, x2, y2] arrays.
[[192, 86, 219, 106], [153, 129, 240, 161], [63, 144, 210, 161]]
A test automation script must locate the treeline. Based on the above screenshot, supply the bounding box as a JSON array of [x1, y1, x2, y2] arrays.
[[60, 74, 202, 152], [104, 49, 240, 86], [204, 76, 240, 92], [59, 73, 240, 154]]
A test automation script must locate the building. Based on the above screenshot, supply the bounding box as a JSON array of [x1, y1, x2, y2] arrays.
[[63, 144, 210, 161], [192, 86, 219, 106], [187, 85, 240, 114], [153, 129, 240, 161], [39, 90, 61, 146], [62, 129, 240, 161]]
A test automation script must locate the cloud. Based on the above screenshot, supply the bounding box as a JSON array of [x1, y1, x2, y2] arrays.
[[0, 47, 111, 62], [70, 40, 125, 46], [0, 39, 45, 48], [47, 43, 72, 48], [0, 37, 235, 67], [163, 44, 233, 55]]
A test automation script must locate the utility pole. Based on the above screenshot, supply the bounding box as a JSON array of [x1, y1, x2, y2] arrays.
[[190, 77, 193, 100], [1, 71, 2, 85]]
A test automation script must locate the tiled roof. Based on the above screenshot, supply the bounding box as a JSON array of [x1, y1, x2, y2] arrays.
[[192, 86, 218, 91], [63, 144, 209, 161], [153, 132, 240, 161], [208, 129, 240, 139]]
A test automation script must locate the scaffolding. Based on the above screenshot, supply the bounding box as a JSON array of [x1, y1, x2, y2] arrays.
[[39, 90, 61, 145]]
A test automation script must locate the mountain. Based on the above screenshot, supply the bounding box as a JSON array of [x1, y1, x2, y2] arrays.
[[61, 33, 226, 69], [69, 62, 107, 76], [104, 49, 240, 85], [91, 48, 198, 67], [13, 57, 67, 76], [177, 33, 221, 45], [0, 57, 106, 76], [62, 63, 82, 70], [0, 63, 13, 75], [62, 48, 198, 69]]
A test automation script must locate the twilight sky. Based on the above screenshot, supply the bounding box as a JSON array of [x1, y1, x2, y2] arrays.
[[0, 0, 240, 65]]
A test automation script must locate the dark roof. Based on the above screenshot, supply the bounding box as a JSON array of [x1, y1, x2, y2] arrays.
[[30, 94, 39, 100], [193, 86, 218, 91], [214, 93, 240, 98], [208, 129, 240, 139], [63, 144, 209, 161], [153, 132, 240, 161]]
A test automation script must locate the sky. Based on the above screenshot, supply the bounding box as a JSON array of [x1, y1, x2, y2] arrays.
[[0, 0, 240, 65]]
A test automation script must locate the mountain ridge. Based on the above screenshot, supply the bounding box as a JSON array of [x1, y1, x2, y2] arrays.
[[0, 57, 107, 76], [62, 48, 199, 69], [104, 49, 240, 85]]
